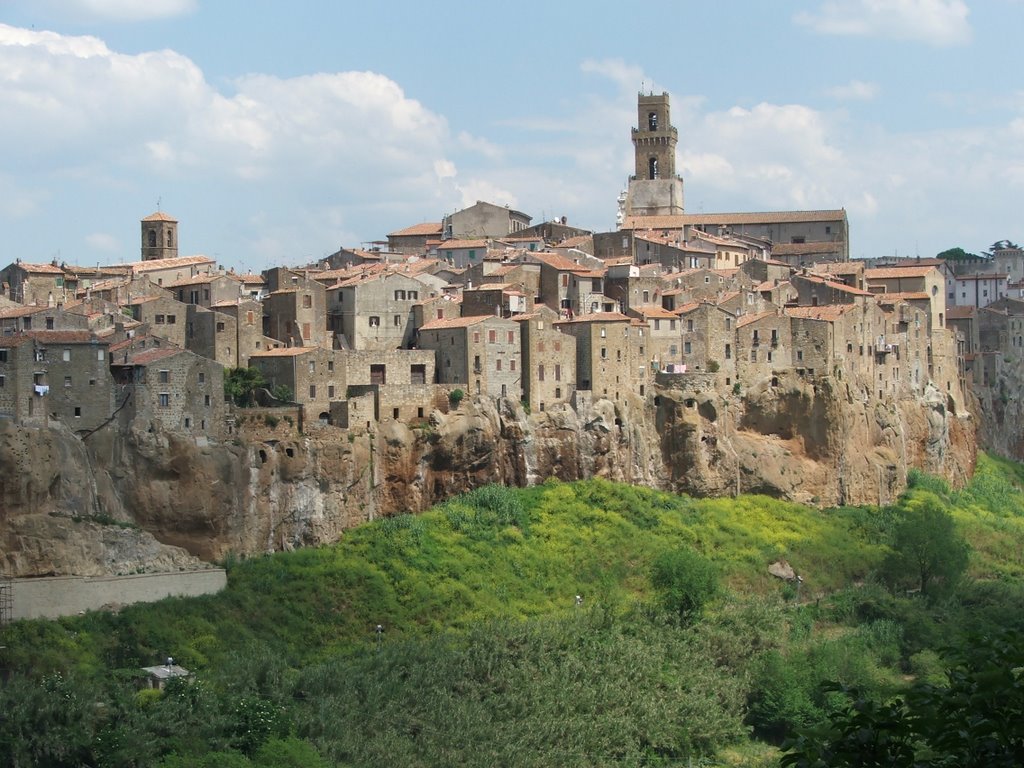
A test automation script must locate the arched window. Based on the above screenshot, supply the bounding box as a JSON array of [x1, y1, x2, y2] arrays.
[[148, 230, 157, 248], [166, 230, 173, 247], [648, 112, 658, 131], [648, 157, 658, 180]]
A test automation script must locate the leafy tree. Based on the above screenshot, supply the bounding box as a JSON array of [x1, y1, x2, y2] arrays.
[[988, 239, 1021, 254], [448, 388, 464, 407], [270, 384, 294, 403], [936, 246, 979, 261], [650, 548, 718, 621], [781, 631, 1024, 767], [881, 495, 969, 599], [225, 367, 266, 407]]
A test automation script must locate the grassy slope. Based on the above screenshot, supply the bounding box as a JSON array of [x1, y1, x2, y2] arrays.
[[5, 452, 1021, 677]]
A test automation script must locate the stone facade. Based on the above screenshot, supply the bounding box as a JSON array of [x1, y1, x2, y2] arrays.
[[555, 313, 651, 403], [140, 211, 179, 262], [264, 279, 328, 349], [128, 295, 188, 348], [443, 201, 531, 240], [418, 315, 522, 400], [517, 306, 577, 412]]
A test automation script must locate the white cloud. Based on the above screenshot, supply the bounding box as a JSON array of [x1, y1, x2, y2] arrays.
[[826, 79, 879, 101], [580, 58, 650, 94], [794, 0, 972, 46], [85, 232, 120, 252], [26, 0, 197, 22]]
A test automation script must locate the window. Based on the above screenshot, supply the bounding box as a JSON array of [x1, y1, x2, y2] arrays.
[[309, 385, 316, 399], [46, 317, 54, 329], [302, 294, 312, 308], [328, 385, 335, 398], [158, 370, 170, 384], [410, 364, 426, 384], [97, 349, 104, 361], [148, 230, 157, 247], [555, 364, 562, 381], [488, 330, 496, 343], [369, 316, 380, 327], [309, 360, 315, 373], [394, 315, 402, 326], [468, 250, 477, 260], [601, 347, 607, 359], [184, 417, 191, 428], [686, 318, 695, 332], [473, 331, 480, 344], [74, 407, 81, 418], [600, 328, 606, 338], [199, 371, 206, 384], [797, 349, 804, 362], [62, 348, 70, 361], [684, 342, 692, 354], [0, 375, 4, 388], [510, 359, 516, 372], [538, 365, 545, 381], [648, 111, 658, 131], [643, 290, 650, 303], [507, 330, 514, 343], [750, 350, 757, 362], [409, 291, 418, 300], [394, 290, 406, 300], [64, 376, 72, 388], [0, 350, 6, 362], [167, 315, 176, 324], [159, 393, 170, 407], [561, 274, 569, 287], [725, 343, 731, 359], [327, 360, 334, 373], [216, 322, 225, 332], [204, 395, 211, 406], [648, 157, 658, 179], [496, 359, 502, 371]]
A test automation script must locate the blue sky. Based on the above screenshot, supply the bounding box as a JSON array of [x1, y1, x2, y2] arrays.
[[1, 0, 1022, 271]]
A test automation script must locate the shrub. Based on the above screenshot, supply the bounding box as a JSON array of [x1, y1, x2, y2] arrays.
[[448, 388, 464, 407], [650, 548, 718, 622]]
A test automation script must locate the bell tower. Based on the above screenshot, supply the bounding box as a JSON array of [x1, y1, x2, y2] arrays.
[[141, 211, 178, 261], [622, 91, 684, 220]]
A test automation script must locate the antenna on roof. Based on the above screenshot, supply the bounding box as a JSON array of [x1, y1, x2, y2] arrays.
[[156, 196, 161, 211]]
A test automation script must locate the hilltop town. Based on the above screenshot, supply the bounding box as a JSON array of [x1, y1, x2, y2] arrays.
[[0, 93, 1018, 575]]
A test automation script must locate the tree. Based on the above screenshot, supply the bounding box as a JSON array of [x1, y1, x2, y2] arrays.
[[224, 367, 265, 407], [881, 495, 969, 599], [936, 246, 979, 261], [650, 548, 718, 621], [270, 384, 294, 403], [448, 388, 464, 407]]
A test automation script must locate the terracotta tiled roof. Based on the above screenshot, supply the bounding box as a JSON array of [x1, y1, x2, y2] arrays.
[[27, 330, 102, 344], [389, 222, 443, 237], [528, 251, 587, 272], [673, 301, 702, 315], [554, 311, 631, 324], [250, 346, 316, 357], [418, 316, 489, 331], [946, 306, 977, 319], [165, 273, 240, 288], [874, 291, 930, 302], [819, 261, 864, 275], [127, 255, 215, 272], [954, 272, 1009, 281], [558, 235, 592, 249], [121, 346, 182, 366], [737, 311, 778, 328], [142, 211, 177, 222], [797, 273, 873, 295], [784, 305, 856, 321], [622, 209, 847, 230], [437, 238, 490, 249], [0, 305, 48, 318], [771, 241, 845, 256], [12, 262, 66, 275], [864, 266, 939, 280], [632, 305, 678, 319]]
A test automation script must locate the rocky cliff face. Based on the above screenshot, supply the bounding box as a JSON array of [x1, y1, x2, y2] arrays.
[[0, 373, 976, 576]]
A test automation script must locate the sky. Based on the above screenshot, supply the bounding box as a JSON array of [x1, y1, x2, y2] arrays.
[[1, 0, 1023, 272]]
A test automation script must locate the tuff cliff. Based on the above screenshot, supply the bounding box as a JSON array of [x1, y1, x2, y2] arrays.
[[0, 374, 975, 576]]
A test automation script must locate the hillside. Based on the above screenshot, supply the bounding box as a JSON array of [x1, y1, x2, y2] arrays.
[[2, 454, 1024, 766]]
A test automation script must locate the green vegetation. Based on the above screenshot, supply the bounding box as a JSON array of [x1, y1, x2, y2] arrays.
[[224, 367, 266, 407], [3, 454, 1024, 766], [270, 384, 294, 403], [448, 387, 464, 407]]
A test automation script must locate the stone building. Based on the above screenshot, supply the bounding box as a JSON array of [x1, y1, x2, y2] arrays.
[[0, 334, 37, 422], [263, 277, 328, 349], [516, 305, 576, 412], [864, 264, 947, 329], [676, 302, 738, 381], [328, 270, 435, 351], [341, 348, 437, 423], [735, 312, 792, 387], [247, 346, 342, 426], [140, 211, 179, 262], [0, 261, 72, 306], [205, 300, 275, 368], [603, 263, 668, 314], [110, 339, 225, 437], [127, 295, 188, 348], [949, 273, 1008, 310], [167, 273, 243, 308], [434, 239, 492, 270], [461, 284, 530, 318], [622, 92, 685, 218], [126, 255, 216, 288], [442, 201, 531, 240], [628, 305, 681, 368], [555, 312, 650, 403], [387, 222, 443, 254], [792, 273, 873, 307], [417, 315, 522, 400]]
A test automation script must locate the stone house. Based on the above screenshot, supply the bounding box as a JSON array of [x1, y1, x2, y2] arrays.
[[554, 312, 650, 402], [412, 294, 462, 334], [328, 271, 435, 351], [792, 273, 873, 308], [567, 268, 615, 316], [127, 295, 188, 348], [434, 238, 492, 270], [248, 346, 342, 426], [516, 305, 576, 412], [864, 265, 948, 329], [341, 348, 437, 423], [676, 302, 738, 382], [126, 255, 216, 288], [1, 305, 89, 335], [945, 305, 980, 356], [167, 273, 243, 308], [109, 339, 225, 437], [387, 222, 443, 254], [633, 232, 714, 271], [601, 262, 666, 314], [205, 300, 276, 368], [735, 312, 792, 387], [263, 280, 328, 349], [628, 305, 680, 368], [80, 274, 169, 306], [1, 330, 115, 429], [0, 261, 72, 306], [461, 284, 530, 318], [442, 200, 531, 240], [417, 315, 522, 400]]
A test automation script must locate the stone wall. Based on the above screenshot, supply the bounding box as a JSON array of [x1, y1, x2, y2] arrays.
[[9, 569, 226, 620]]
